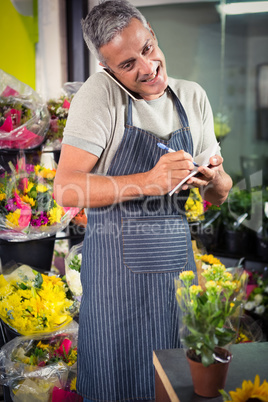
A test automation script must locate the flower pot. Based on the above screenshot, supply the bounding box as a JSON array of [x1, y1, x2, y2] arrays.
[[224, 229, 250, 256], [186, 348, 232, 397], [0, 236, 55, 271], [256, 233, 268, 260]]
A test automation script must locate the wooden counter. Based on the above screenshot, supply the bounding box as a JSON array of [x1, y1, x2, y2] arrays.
[[153, 342, 268, 402]]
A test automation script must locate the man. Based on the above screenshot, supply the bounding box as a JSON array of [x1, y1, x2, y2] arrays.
[[54, 1, 232, 401]]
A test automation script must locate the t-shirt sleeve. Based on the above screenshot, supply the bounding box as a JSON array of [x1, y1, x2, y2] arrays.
[[62, 73, 113, 156], [200, 88, 221, 155]]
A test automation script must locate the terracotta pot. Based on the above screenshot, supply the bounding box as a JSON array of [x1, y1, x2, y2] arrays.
[[186, 348, 232, 397]]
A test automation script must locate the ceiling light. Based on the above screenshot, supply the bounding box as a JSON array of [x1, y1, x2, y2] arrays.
[[218, 1, 268, 15]]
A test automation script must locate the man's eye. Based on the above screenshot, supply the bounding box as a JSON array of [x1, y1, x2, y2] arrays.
[[143, 45, 152, 54], [123, 62, 133, 70]]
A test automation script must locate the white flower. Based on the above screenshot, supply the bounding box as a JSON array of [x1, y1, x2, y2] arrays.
[[255, 305, 265, 315], [264, 286, 268, 294], [254, 294, 263, 306], [264, 201, 268, 218], [244, 301, 255, 311]]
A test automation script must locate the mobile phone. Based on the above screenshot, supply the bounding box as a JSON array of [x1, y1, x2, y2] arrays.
[[103, 68, 143, 101]]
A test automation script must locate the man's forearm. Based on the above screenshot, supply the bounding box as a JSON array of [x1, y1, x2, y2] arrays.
[[202, 170, 233, 206], [54, 170, 158, 208]]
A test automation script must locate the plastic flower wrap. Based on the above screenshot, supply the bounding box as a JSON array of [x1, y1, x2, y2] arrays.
[[0, 322, 82, 402], [65, 242, 83, 301], [0, 155, 79, 241], [0, 69, 50, 150], [175, 264, 248, 367], [43, 82, 83, 151], [0, 264, 79, 335]]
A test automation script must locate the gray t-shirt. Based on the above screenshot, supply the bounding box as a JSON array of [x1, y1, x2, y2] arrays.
[[62, 71, 218, 174]]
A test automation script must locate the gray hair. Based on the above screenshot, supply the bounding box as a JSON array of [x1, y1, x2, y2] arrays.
[[81, 0, 149, 65]]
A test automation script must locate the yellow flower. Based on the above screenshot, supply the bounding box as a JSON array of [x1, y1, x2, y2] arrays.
[[226, 375, 268, 402], [35, 165, 56, 180], [21, 194, 35, 207], [179, 270, 195, 282], [0, 270, 76, 335], [205, 280, 218, 291], [189, 285, 202, 296], [25, 182, 34, 193], [70, 377, 77, 391], [0, 192, 6, 201], [48, 205, 64, 224], [6, 210, 20, 227], [36, 184, 48, 193], [199, 254, 222, 266], [0, 275, 8, 288], [185, 188, 204, 222]]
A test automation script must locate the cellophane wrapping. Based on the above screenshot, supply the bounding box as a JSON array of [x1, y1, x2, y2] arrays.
[[0, 69, 50, 150], [0, 264, 79, 336], [0, 153, 79, 241], [0, 321, 82, 402]]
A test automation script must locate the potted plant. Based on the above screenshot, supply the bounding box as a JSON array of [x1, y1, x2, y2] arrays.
[[175, 264, 248, 397]]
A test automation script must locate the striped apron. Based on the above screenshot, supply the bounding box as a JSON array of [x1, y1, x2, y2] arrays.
[[77, 87, 197, 402]]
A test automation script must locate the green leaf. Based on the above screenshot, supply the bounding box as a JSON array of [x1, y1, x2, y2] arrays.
[[34, 273, 43, 289], [18, 282, 28, 290]]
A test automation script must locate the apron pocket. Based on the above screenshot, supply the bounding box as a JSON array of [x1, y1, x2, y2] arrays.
[[122, 215, 189, 274]]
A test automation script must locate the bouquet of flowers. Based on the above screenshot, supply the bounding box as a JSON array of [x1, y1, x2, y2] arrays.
[[0, 155, 79, 241], [43, 82, 83, 150], [0, 69, 49, 149], [244, 270, 268, 339], [185, 188, 205, 223], [0, 323, 82, 402], [175, 263, 248, 367], [0, 264, 79, 335], [65, 242, 83, 300]]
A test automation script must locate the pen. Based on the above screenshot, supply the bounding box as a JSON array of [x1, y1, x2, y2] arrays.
[[157, 143, 199, 166]]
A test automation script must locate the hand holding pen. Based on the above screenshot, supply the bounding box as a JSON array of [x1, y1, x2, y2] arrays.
[[157, 143, 199, 167]]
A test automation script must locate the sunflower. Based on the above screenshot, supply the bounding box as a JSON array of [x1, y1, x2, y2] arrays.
[[220, 375, 268, 401]]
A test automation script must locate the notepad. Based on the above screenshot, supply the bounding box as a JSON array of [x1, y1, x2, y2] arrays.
[[169, 142, 220, 196]]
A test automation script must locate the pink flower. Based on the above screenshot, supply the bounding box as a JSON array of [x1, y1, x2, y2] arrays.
[[0, 115, 13, 132], [55, 338, 72, 356], [6, 108, 22, 127], [14, 191, 31, 228], [52, 387, 83, 402], [62, 99, 71, 109], [1, 86, 20, 97]]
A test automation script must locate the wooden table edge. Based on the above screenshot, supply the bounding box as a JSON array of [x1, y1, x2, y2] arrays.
[[153, 351, 180, 402]]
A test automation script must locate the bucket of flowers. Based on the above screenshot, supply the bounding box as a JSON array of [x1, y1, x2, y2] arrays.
[[175, 263, 248, 397], [0, 155, 79, 241], [0, 322, 82, 401], [0, 264, 79, 338]]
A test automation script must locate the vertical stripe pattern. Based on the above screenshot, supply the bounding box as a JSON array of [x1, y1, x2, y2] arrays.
[[77, 87, 197, 401]]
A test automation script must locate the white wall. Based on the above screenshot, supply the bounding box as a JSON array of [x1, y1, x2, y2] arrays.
[[36, 0, 67, 100]]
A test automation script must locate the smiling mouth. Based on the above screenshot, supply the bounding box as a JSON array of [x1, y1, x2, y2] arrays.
[[141, 67, 159, 83]]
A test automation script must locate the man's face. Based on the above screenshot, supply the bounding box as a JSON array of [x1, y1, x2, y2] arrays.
[[99, 18, 168, 101]]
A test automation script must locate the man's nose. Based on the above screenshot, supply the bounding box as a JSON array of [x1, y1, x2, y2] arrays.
[[138, 57, 155, 76]]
